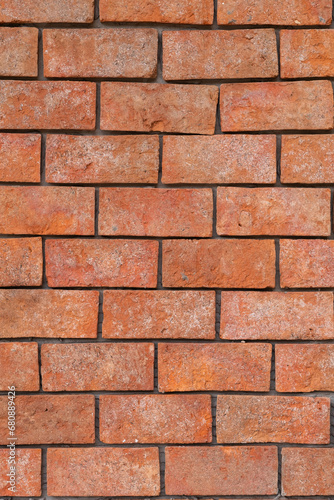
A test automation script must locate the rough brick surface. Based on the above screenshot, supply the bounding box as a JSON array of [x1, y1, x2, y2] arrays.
[[0, 237, 42, 286], [0, 133, 41, 183], [0, 449, 41, 497], [0, 342, 39, 391], [0, 28, 38, 77], [0, 0, 94, 23]]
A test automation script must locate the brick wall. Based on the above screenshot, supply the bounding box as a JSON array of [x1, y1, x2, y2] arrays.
[[0, 0, 333, 498]]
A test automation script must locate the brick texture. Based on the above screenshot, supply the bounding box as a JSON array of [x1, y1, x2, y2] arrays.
[[0, 449, 41, 497], [0, 28, 38, 77], [0, 237, 42, 286], [0, 133, 41, 183], [0, 342, 39, 390]]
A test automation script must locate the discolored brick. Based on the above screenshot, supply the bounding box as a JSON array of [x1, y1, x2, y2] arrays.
[[0, 0, 94, 23], [0, 133, 41, 183], [0, 449, 41, 497], [0, 28, 38, 77], [0, 238, 42, 286], [0, 343, 39, 391]]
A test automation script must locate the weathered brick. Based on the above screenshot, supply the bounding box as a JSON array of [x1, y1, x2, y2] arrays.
[[0, 28, 38, 77], [0, 290, 99, 338], [162, 239, 275, 288], [0, 186, 95, 235], [45, 239, 158, 287], [0, 395, 95, 444], [46, 134, 159, 184], [0, 133, 41, 183], [101, 82, 218, 134], [165, 446, 278, 495], [282, 448, 334, 496], [100, 395, 212, 443], [0, 342, 39, 391], [0, 81, 96, 130], [281, 134, 334, 184], [217, 396, 330, 444], [0, 449, 41, 497], [218, 0, 332, 25], [220, 292, 334, 340], [217, 187, 331, 236], [0, 0, 94, 23], [280, 239, 334, 288], [163, 30, 278, 80], [276, 344, 334, 392], [41, 343, 154, 391], [103, 290, 216, 339], [162, 135, 276, 184], [99, 188, 213, 237], [220, 81, 333, 131], [44, 29, 158, 78], [48, 447, 160, 496], [158, 343, 272, 392], [100, 0, 213, 24], [0, 238, 42, 286]]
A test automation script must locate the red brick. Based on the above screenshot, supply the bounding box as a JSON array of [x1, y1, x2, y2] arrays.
[[0, 28, 38, 77], [0, 133, 40, 183], [100, 0, 213, 24], [276, 344, 334, 392], [44, 29, 158, 78], [220, 292, 334, 340], [282, 448, 334, 496], [217, 187, 330, 236], [100, 395, 212, 443], [0, 342, 39, 391], [281, 134, 334, 184], [101, 82, 218, 134], [217, 395, 330, 444], [0, 0, 94, 23], [165, 446, 278, 495], [0, 449, 41, 497], [162, 135, 276, 184], [162, 239, 275, 288], [45, 239, 158, 288], [158, 343, 272, 392], [0, 395, 95, 445], [0, 186, 95, 235], [0, 290, 99, 338], [48, 447, 160, 497], [0, 81, 96, 130], [220, 81, 333, 131], [41, 343, 154, 391], [46, 134, 159, 184], [99, 188, 213, 237], [102, 290, 216, 339], [280, 239, 334, 288], [0, 238, 42, 286], [163, 30, 278, 80], [218, 0, 332, 25]]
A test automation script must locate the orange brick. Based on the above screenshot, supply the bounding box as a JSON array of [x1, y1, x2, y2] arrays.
[[282, 448, 334, 496], [158, 343, 272, 392], [0, 133, 40, 183], [276, 344, 334, 392], [45, 239, 158, 288], [0, 449, 41, 497], [220, 81, 333, 131], [0, 395, 95, 444], [0, 186, 95, 235], [217, 396, 330, 444], [44, 29, 158, 78], [0, 290, 99, 338], [100, 395, 212, 443], [162, 135, 276, 184], [0, 342, 39, 391], [100, 0, 213, 24], [102, 290, 216, 339], [0, 0, 94, 23], [217, 187, 330, 236], [162, 239, 275, 288], [165, 446, 278, 495], [101, 82, 218, 134], [218, 0, 332, 25], [280, 239, 334, 288], [0, 81, 96, 130], [220, 292, 334, 340], [0, 28, 38, 76], [163, 30, 278, 80], [46, 134, 159, 184], [99, 188, 212, 237], [48, 448, 160, 497], [41, 343, 154, 391], [0, 238, 42, 286]]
